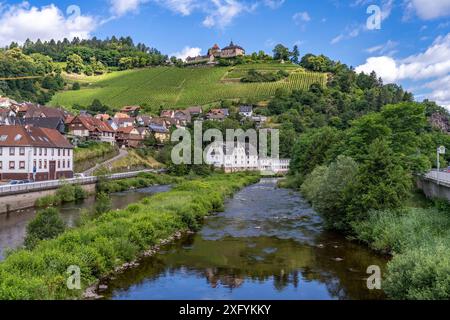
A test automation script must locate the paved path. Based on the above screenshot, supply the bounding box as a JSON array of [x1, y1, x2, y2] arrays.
[[83, 148, 129, 176]]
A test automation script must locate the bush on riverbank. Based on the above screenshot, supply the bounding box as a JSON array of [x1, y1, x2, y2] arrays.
[[35, 184, 87, 208], [24, 208, 66, 250], [97, 172, 181, 194], [352, 207, 450, 299], [0, 173, 259, 299]]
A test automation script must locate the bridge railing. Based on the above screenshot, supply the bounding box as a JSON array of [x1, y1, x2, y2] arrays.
[[423, 170, 450, 186], [0, 169, 164, 196]]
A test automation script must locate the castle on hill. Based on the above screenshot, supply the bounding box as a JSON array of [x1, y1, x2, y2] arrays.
[[186, 42, 245, 65]]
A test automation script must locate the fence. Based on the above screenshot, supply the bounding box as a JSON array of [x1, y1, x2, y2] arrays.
[[0, 169, 164, 196]]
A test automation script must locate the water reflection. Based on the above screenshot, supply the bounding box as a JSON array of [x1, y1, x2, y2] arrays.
[[0, 185, 171, 260], [104, 179, 388, 300]]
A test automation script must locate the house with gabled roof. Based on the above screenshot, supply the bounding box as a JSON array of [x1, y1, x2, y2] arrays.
[[0, 125, 73, 181], [67, 115, 116, 145]]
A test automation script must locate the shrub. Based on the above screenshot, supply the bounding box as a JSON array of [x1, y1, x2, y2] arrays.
[[24, 208, 66, 250]]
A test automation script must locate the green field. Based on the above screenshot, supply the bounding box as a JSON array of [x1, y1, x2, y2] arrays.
[[50, 64, 327, 109]]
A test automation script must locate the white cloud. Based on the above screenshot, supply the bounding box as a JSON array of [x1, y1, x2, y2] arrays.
[[404, 0, 450, 20], [109, 0, 150, 16], [0, 2, 97, 46], [356, 33, 450, 107], [365, 40, 398, 55], [171, 46, 202, 61], [263, 0, 285, 9], [202, 0, 256, 29], [293, 11, 311, 24]]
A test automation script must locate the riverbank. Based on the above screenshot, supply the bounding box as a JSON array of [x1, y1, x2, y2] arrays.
[[0, 173, 259, 299]]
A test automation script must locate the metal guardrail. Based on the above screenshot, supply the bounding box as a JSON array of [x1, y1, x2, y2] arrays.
[[0, 169, 164, 196]]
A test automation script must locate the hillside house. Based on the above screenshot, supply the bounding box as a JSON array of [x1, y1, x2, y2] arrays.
[[220, 41, 245, 58], [0, 125, 73, 181], [239, 106, 253, 118], [120, 106, 141, 117], [67, 115, 116, 145], [0, 108, 17, 126], [115, 127, 143, 148], [136, 115, 153, 127], [95, 114, 111, 121], [206, 109, 229, 121], [149, 124, 170, 143], [186, 106, 203, 118]]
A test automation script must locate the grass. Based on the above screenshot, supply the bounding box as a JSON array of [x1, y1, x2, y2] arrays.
[[107, 150, 163, 173], [50, 65, 327, 110], [74, 142, 119, 173], [352, 206, 450, 299], [0, 173, 259, 300]]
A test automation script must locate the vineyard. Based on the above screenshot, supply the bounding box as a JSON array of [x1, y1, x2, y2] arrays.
[[50, 65, 327, 110]]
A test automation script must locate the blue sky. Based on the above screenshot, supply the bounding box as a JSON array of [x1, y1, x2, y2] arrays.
[[0, 0, 449, 107]]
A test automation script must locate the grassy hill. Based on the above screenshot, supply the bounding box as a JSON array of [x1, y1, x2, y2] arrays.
[[50, 63, 327, 110]]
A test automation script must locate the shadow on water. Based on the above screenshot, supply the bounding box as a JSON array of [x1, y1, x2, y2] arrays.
[[0, 185, 171, 260], [102, 179, 388, 300]]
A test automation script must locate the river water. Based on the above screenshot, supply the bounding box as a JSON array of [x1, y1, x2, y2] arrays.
[[0, 185, 171, 260], [102, 179, 388, 300]]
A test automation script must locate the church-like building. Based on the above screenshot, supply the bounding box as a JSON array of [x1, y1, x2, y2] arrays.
[[186, 42, 246, 65]]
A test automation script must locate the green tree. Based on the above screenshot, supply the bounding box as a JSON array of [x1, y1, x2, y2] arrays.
[[291, 45, 300, 64], [273, 44, 290, 61], [347, 139, 412, 223], [65, 53, 84, 74], [24, 208, 66, 249]]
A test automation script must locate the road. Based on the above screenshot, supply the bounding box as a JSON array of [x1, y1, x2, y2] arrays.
[[82, 148, 129, 176]]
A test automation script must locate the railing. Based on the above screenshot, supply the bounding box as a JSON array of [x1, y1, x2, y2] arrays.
[[0, 169, 165, 196], [423, 170, 450, 186]]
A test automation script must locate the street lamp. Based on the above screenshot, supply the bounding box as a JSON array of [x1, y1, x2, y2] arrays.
[[437, 146, 446, 185]]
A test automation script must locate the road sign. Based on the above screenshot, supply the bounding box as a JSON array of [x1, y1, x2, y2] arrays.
[[438, 146, 446, 155]]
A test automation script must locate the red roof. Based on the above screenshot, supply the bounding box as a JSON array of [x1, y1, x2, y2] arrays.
[[0, 125, 73, 148], [74, 116, 115, 133]]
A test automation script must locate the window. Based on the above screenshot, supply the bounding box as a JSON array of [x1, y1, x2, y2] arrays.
[[0, 161, 2, 169], [33, 160, 36, 170], [19, 147, 25, 156], [44, 148, 47, 156], [44, 160, 47, 169], [9, 161, 14, 169], [9, 147, 14, 156], [63, 149, 66, 157], [39, 160, 42, 169], [58, 149, 60, 156], [58, 160, 60, 169], [0, 147, 2, 156], [39, 148, 42, 156], [33, 147, 37, 156], [19, 161, 25, 169], [51, 148, 54, 156], [68, 149, 71, 157], [62, 160, 65, 169]]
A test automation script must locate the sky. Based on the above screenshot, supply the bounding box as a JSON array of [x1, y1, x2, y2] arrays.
[[0, 0, 449, 108]]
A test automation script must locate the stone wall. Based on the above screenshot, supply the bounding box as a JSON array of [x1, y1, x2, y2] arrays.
[[0, 183, 96, 214], [416, 177, 450, 202]]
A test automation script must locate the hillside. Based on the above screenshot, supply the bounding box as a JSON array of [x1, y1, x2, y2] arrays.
[[50, 64, 327, 110]]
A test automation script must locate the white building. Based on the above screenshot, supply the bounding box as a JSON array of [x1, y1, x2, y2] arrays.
[[205, 142, 290, 175], [0, 125, 74, 182]]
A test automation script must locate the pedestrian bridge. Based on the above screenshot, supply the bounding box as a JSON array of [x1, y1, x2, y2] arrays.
[[417, 171, 450, 202]]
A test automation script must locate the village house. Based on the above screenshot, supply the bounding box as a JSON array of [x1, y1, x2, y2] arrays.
[[110, 117, 135, 129], [149, 124, 170, 144], [136, 115, 153, 127], [120, 106, 141, 117], [67, 115, 116, 145], [95, 114, 111, 122], [239, 106, 254, 118], [114, 112, 130, 119], [18, 117, 66, 135], [186, 106, 203, 118], [206, 108, 229, 121], [115, 126, 143, 148], [0, 108, 17, 126], [205, 142, 290, 175], [0, 125, 74, 182]]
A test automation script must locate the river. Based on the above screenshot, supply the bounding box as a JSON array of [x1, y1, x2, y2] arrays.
[[100, 179, 388, 300], [0, 185, 171, 260]]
